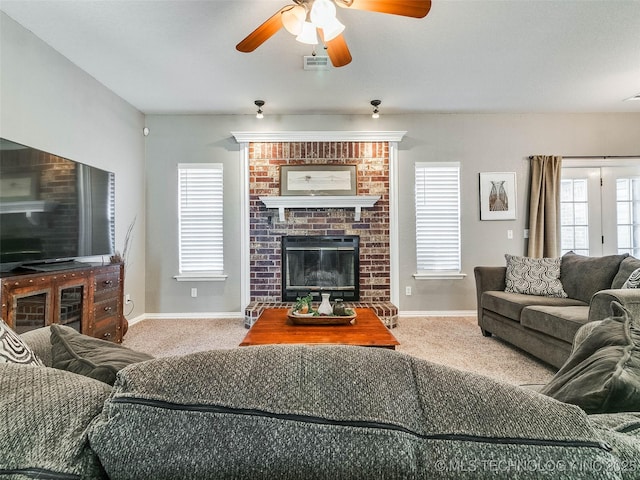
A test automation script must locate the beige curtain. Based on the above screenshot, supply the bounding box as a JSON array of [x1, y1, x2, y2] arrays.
[[527, 155, 563, 258]]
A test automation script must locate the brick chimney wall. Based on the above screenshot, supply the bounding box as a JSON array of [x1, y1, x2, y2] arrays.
[[249, 141, 391, 303]]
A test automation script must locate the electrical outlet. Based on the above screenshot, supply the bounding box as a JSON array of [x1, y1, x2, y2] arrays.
[[405, 286, 412, 296], [524, 229, 530, 239], [507, 229, 513, 239], [125, 294, 131, 304], [191, 288, 197, 298]]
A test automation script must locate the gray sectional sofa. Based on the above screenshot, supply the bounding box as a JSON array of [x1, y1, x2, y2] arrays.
[[475, 252, 640, 368], [2, 322, 640, 479]]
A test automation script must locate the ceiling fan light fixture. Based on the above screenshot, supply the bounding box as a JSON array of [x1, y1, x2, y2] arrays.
[[296, 21, 319, 45], [282, 5, 306, 35], [371, 99, 381, 119], [254, 100, 265, 119]]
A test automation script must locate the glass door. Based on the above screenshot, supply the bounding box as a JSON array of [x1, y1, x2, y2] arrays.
[[13, 290, 51, 334], [58, 285, 84, 332], [561, 161, 640, 257]]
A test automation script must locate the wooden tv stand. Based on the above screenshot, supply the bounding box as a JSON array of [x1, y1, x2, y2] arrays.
[[0, 262, 126, 343]]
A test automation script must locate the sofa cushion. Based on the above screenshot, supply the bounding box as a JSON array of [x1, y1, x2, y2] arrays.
[[0, 362, 111, 479], [89, 345, 619, 479], [482, 290, 586, 322], [19, 326, 55, 367], [561, 251, 628, 303], [540, 302, 640, 414], [521, 305, 590, 343], [50, 324, 153, 385], [0, 318, 43, 366], [611, 256, 640, 289], [588, 412, 640, 480], [504, 254, 568, 297]]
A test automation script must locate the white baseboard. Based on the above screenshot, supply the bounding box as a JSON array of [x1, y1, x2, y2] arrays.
[[125, 313, 147, 327], [129, 312, 245, 326], [398, 310, 477, 318], [127, 310, 476, 326]]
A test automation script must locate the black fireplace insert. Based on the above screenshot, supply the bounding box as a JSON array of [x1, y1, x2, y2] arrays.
[[281, 235, 359, 302]]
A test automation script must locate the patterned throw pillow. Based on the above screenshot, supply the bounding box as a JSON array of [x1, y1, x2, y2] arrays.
[[623, 267, 640, 289], [505, 254, 568, 298], [0, 319, 44, 366]]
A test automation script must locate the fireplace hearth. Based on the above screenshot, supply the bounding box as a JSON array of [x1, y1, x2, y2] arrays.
[[282, 235, 359, 302]]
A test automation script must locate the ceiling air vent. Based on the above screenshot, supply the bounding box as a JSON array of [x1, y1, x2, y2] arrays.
[[304, 56, 330, 70]]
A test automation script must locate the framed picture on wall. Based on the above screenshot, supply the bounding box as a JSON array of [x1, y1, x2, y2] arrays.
[[479, 172, 517, 220], [280, 164, 357, 196], [0, 173, 38, 201]]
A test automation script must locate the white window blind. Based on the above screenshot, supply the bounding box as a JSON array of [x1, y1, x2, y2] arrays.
[[415, 162, 461, 274], [178, 164, 224, 276]]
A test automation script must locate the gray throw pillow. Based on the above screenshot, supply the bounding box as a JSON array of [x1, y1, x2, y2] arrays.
[[560, 251, 628, 303], [50, 324, 153, 385], [540, 301, 640, 414], [611, 256, 640, 289], [504, 254, 567, 297]]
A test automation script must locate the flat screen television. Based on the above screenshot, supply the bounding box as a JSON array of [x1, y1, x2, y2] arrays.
[[0, 138, 115, 273]]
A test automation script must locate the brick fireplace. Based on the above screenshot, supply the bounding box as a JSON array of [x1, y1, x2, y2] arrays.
[[232, 131, 406, 328], [249, 141, 390, 301]]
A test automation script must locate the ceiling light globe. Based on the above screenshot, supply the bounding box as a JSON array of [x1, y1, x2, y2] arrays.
[[282, 5, 306, 35], [296, 21, 319, 45], [311, 0, 337, 28], [320, 17, 345, 41]]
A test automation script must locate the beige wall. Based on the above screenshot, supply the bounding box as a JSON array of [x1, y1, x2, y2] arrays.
[[0, 13, 147, 321], [145, 113, 640, 315]]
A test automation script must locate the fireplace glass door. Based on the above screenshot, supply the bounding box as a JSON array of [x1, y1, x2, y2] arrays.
[[282, 235, 359, 301]]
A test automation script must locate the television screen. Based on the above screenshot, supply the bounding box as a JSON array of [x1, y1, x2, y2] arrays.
[[0, 138, 115, 271]]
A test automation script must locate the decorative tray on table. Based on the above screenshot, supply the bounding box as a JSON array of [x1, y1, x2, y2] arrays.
[[288, 310, 356, 325]]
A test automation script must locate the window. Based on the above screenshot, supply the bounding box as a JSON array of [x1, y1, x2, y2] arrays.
[[414, 162, 463, 278], [176, 164, 225, 280]]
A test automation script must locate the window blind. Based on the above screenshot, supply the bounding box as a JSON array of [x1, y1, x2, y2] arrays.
[[415, 162, 461, 272], [178, 164, 224, 274]]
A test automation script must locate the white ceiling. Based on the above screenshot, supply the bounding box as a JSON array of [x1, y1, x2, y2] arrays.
[[1, 0, 639, 115]]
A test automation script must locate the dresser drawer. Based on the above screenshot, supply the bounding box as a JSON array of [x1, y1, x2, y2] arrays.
[[94, 270, 120, 295], [94, 298, 119, 322], [94, 317, 119, 342]]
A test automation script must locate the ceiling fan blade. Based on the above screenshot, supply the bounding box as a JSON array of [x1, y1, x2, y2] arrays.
[[321, 32, 352, 68], [337, 0, 431, 18], [236, 6, 289, 53]]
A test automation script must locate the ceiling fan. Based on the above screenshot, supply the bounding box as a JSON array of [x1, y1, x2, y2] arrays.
[[236, 0, 432, 68]]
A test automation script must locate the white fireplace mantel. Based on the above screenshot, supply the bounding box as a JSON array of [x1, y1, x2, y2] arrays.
[[260, 195, 380, 221]]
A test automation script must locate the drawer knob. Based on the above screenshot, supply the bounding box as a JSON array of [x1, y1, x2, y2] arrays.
[[104, 306, 113, 312], [103, 280, 113, 286], [103, 332, 112, 339]]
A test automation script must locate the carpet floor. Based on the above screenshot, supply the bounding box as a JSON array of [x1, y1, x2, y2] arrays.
[[123, 315, 557, 386]]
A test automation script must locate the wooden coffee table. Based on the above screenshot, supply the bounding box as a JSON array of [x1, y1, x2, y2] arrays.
[[240, 307, 399, 349]]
